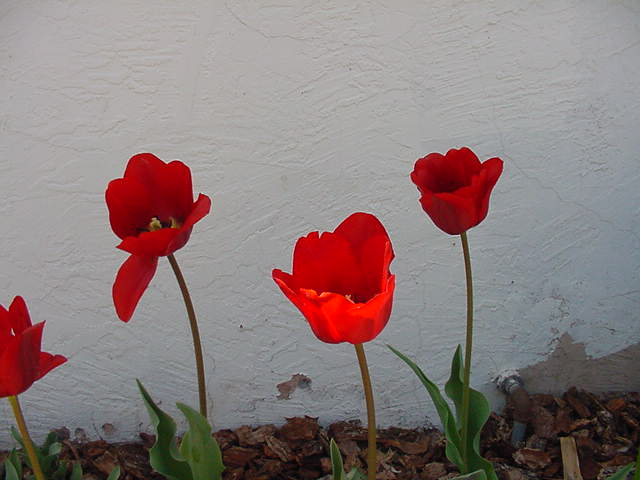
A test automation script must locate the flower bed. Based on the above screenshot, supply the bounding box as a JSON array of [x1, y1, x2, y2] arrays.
[[2, 388, 636, 480]]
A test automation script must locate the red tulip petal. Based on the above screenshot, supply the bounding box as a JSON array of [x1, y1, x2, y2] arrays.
[[0, 306, 10, 353], [475, 157, 503, 221], [358, 235, 394, 298], [337, 275, 395, 343], [300, 275, 395, 344], [0, 322, 44, 397], [412, 147, 482, 195], [419, 191, 476, 235], [106, 177, 154, 240], [272, 269, 341, 342], [117, 228, 182, 257], [113, 255, 159, 322], [333, 212, 392, 257], [8, 296, 32, 334], [166, 193, 212, 253], [124, 154, 194, 221], [182, 194, 212, 231], [0, 335, 23, 397], [333, 213, 394, 300], [292, 231, 361, 299], [36, 352, 67, 381]]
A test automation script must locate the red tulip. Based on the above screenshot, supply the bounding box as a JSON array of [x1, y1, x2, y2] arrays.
[[106, 153, 211, 322], [272, 212, 395, 344], [0, 297, 67, 398], [410, 147, 503, 235]]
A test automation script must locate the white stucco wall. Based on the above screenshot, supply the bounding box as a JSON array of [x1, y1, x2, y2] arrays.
[[1, 1, 639, 446]]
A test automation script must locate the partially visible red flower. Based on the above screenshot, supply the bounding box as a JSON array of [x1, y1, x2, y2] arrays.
[[410, 147, 503, 235], [0, 297, 67, 398], [272, 212, 395, 344], [106, 153, 211, 322]]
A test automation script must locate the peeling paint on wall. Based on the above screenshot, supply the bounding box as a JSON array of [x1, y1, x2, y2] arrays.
[[277, 374, 312, 400], [520, 334, 640, 394]]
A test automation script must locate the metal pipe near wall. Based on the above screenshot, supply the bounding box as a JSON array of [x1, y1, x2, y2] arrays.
[[495, 370, 532, 447]]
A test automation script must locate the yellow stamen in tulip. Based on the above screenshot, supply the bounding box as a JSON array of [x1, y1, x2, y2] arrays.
[[148, 217, 163, 231], [148, 216, 182, 232]]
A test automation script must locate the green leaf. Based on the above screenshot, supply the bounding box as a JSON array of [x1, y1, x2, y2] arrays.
[[388, 345, 463, 468], [10, 427, 66, 478], [3, 459, 20, 480], [345, 468, 367, 480], [10, 428, 23, 449], [47, 441, 62, 457], [443, 346, 497, 480], [6, 449, 22, 480], [137, 380, 193, 480], [176, 402, 224, 480], [608, 463, 635, 480], [42, 432, 59, 452], [330, 439, 344, 480], [329, 439, 365, 480], [69, 462, 83, 480], [106, 465, 122, 480]]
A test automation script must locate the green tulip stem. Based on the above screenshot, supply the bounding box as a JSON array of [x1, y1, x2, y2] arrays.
[[167, 253, 207, 419], [635, 447, 639, 480], [8, 395, 45, 480], [354, 343, 377, 480], [459, 231, 474, 472]]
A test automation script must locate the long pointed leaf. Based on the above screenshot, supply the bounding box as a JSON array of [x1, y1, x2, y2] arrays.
[[10, 427, 22, 448], [3, 459, 20, 480], [444, 346, 497, 480], [106, 465, 122, 480], [176, 403, 224, 480], [69, 462, 83, 480], [608, 463, 634, 480], [137, 380, 193, 480], [388, 345, 463, 468], [6, 449, 22, 479], [330, 439, 344, 480], [346, 468, 367, 480]]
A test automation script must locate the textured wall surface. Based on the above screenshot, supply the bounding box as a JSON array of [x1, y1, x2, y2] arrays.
[[1, 1, 639, 445]]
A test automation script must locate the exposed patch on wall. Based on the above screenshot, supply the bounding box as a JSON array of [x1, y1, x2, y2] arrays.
[[520, 334, 640, 394], [277, 374, 312, 400]]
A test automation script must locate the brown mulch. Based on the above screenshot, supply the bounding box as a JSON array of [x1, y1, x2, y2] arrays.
[[1, 388, 637, 480]]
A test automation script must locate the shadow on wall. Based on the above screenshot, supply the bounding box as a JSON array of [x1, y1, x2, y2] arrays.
[[520, 333, 640, 394]]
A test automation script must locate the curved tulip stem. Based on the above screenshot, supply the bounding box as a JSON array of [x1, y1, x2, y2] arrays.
[[354, 343, 377, 480], [8, 396, 45, 480], [459, 231, 474, 471], [167, 253, 207, 419]]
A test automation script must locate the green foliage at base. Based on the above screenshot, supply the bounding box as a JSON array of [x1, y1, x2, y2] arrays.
[[137, 380, 224, 480], [2, 431, 120, 480], [10, 429, 67, 480], [607, 462, 636, 480], [389, 345, 496, 480], [329, 439, 366, 480]]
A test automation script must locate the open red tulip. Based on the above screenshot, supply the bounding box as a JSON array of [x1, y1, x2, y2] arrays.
[[106, 153, 211, 322], [273, 212, 395, 344], [410, 147, 503, 235], [0, 297, 67, 398]]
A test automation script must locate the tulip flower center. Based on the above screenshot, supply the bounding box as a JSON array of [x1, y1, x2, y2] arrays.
[[148, 216, 182, 232]]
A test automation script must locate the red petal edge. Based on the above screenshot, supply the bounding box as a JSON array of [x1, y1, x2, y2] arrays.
[[113, 255, 159, 322]]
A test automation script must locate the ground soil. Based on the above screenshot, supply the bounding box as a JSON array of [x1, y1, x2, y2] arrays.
[[1, 388, 637, 480]]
